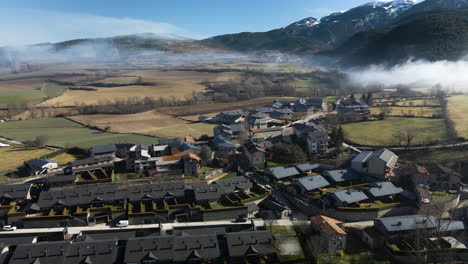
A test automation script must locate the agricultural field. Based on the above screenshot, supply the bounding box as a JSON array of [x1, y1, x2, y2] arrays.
[[0, 118, 159, 148], [70, 110, 215, 139], [0, 144, 52, 183], [448, 95, 468, 139], [342, 117, 447, 146], [158, 96, 288, 116], [372, 98, 440, 107], [370, 106, 441, 117], [41, 69, 241, 107]]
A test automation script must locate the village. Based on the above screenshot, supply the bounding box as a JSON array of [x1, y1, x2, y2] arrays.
[[0, 95, 465, 264]]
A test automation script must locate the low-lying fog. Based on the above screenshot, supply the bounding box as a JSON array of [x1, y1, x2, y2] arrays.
[[345, 57, 468, 92]]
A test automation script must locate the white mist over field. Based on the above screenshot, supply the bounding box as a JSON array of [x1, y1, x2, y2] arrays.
[[346, 57, 468, 90]]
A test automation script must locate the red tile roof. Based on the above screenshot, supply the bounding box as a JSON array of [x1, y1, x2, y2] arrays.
[[311, 215, 346, 236]]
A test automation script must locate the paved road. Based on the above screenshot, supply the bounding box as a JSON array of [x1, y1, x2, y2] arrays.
[[0, 218, 307, 236], [346, 141, 468, 152]]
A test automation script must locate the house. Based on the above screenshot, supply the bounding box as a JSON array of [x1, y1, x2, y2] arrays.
[[183, 153, 202, 176], [328, 189, 368, 207], [128, 182, 186, 203], [336, 97, 370, 121], [66, 156, 114, 174], [90, 144, 117, 159], [192, 184, 223, 203], [258, 197, 291, 219], [211, 136, 236, 160], [214, 176, 253, 194], [365, 181, 403, 199], [270, 109, 293, 120], [287, 175, 330, 195], [324, 169, 361, 185], [26, 158, 58, 175], [266, 166, 300, 182], [169, 138, 201, 156], [351, 149, 398, 180], [272, 100, 290, 109], [225, 231, 277, 263], [242, 141, 266, 170], [294, 163, 320, 175], [373, 215, 465, 239], [410, 163, 463, 191], [310, 215, 347, 252], [10, 239, 119, 264], [306, 130, 330, 155], [247, 112, 271, 129], [0, 184, 32, 205], [294, 98, 323, 112], [214, 110, 245, 124], [251, 127, 283, 140], [214, 124, 234, 138]]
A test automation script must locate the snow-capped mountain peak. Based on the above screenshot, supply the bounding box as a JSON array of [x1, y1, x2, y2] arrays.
[[363, 0, 416, 15], [291, 17, 320, 28]]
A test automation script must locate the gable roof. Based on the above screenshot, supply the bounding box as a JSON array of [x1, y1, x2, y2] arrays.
[[294, 163, 320, 173], [27, 159, 57, 169], [329, 189, 368, 204], [325, 169, 360, 183], [311, 215, 346, 236], [366, 181, 403, 197], [225, 231, 275, 257], [91, 144, 117, 154], [295, 175, 330, 191], [375, 215, 465, 233], [267, 166, 300, 180], [193, 184, 222, 201], [214, 176, 252, 194]]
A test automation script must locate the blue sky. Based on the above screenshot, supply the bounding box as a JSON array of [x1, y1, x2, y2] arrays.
[[1, 0, 374, 46]]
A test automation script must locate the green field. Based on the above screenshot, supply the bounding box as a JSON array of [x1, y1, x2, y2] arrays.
[[0, 118, 159, 148], [0, 90, 46, 108], [342, 117, 447, 146], [448, 95, 468, 139], [0, 145, 53, 183], [399, 147, 468, 169]]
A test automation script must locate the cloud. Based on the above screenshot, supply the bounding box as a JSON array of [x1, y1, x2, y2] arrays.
[[0, 9, 201, 46], [346, 57, 468, 90]]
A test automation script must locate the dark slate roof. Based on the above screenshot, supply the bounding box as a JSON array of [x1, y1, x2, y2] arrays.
[[424, 163, 462, 177], [91, 144, 117, 154], [43, 174, 77, 184], [225, 231, 275, 257], [128, 182, 186, 202], [70, 156, 113, 167], [124, 235, 220, 263], [0, 183, 31, 200], [253, 108, 275, 114], [221, 110, 244, 116], [245, 141, 266, 154], [325, 169, 361, 183], [329, 189, 368, 204], [173, 234, 220, 262], [211, 136, 235, 148], [295, 175, 330, 191], [214, 176, 253, 194], [75, 232, 136, 242], [0, 236, 37, 247], [294, 163, 320, 173], [37, 183, 126, 208], [172, 227, 226, 236], [229, 124, 245, 133], [27, 158, 57, 169], [267, 166, 300, 180], [193, 184, 222, 201], [376, 215, 465, 233], [366, 182, 403, 197], [259, 197, 290, 212]]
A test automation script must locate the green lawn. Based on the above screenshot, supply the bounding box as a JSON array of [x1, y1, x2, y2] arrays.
[[0, 118, 159, 148], [0, 90, 46, 108], [342, 117, 447, 146], [399, 147, 468, 169], [318, 252, 389, 264]]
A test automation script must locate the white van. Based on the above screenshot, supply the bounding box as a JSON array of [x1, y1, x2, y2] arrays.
[[115, 220, 129, 227]]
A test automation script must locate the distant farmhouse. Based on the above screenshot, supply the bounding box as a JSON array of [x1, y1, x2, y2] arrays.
[[336, 97, 370, 122]]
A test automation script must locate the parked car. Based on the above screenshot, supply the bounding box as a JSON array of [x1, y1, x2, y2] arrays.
[[235, 215, 247, 223], [2, 225, 17, 231], [115, 220, 129, 227]]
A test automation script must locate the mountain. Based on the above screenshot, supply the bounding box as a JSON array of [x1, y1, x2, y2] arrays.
[[206, 0, 416, 53], [335, 8, 468, 65], [398, 0, 468, 18]]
